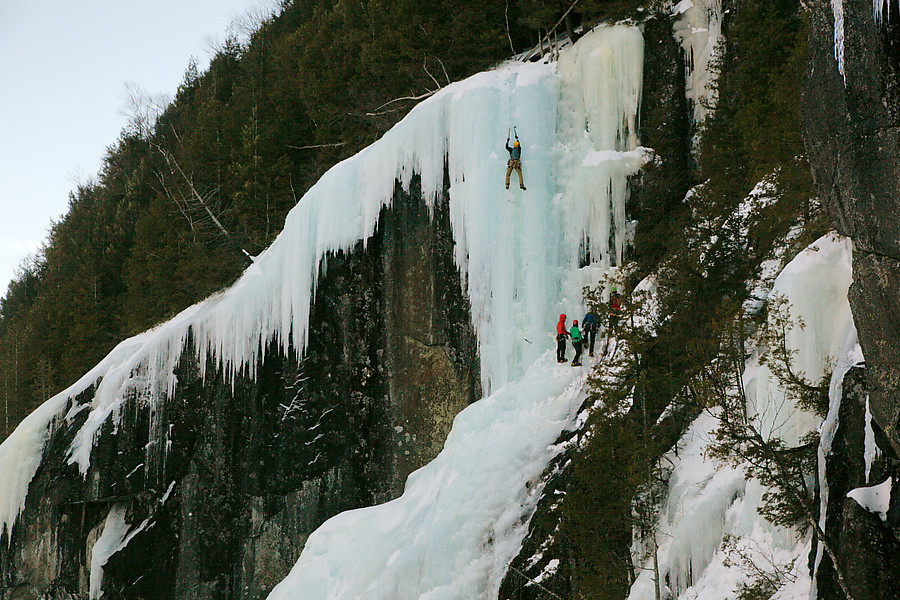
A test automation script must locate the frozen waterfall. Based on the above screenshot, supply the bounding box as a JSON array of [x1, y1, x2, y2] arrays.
[[0, 24, 646, 600]]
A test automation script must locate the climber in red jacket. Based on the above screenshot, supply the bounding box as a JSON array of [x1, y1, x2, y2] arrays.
[[556, 314, 569, 363]]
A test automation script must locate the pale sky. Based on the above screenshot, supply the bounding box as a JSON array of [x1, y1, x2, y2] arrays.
[[0, 0, 275, 301]]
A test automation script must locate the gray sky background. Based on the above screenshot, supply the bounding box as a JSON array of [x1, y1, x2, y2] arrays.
[[0, 0, 274, 301]]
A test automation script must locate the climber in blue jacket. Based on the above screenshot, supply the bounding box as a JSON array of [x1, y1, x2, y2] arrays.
[[582, 309, 600, 357]]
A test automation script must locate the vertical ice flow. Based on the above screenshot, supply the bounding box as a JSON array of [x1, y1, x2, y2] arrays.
[[672, 0, 723, 125], [266, 25, 645, 600], [874, 0, 899, 25]]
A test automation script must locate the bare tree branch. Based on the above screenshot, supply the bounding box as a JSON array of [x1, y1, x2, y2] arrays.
[[436, 57, 451, 86], [365, 56, 449, 118], [152, 142, 254, 266], [286, 142, 347, 150], [423, 57, 442, 91], [521, 0, 582, 62], [365, 90, 439, 116], [289, 178, 300, 205]]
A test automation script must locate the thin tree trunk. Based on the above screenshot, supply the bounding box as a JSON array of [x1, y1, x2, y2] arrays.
[[154, 144, 254, 267], [505, 0, 516, 55], [653, 529, 661, 600]]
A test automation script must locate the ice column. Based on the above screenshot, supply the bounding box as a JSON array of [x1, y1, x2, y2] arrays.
[[673, 0, 724, 125], [557, 26, 645, 270]]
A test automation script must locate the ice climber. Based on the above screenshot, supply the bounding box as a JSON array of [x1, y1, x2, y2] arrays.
[[556, 314, 569, 363], [582, 309, 600, 357], [505, 136, 526, 190], [570, 320, 583, 367], [608, 288, 623, 331]]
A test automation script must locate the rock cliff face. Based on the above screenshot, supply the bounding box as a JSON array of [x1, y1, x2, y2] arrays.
[[803, 2, 900, 597], [815, 368, 900, 600], [803, 0, 900, 455], [0, 178, 480, 600]]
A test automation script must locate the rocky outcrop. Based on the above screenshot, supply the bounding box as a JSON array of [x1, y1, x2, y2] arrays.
[[802, 0, 900, 455], [0, 176, 480, 600], [803, 4, 900, 596], [814, 367, 900, 600]]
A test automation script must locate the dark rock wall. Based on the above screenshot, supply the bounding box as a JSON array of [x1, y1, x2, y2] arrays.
[[803, 0, 900, 455], [0, 176, 480, 600], [803, 2, 900, 598], [814, 368, 900, 600], [382, 180, 481, 488]]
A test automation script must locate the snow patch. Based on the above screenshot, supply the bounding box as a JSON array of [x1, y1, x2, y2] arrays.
[[848, 477, 892, 521], [631, 234, 856, 600], [89, 505, 151, 598], [864, 396, 879, 483], [673, 0, 694, 16], [628, 412, 751, 600], [744, 234, 854, 446]]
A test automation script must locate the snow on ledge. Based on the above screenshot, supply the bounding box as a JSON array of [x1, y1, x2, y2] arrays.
[[847, 477, 893, 521]]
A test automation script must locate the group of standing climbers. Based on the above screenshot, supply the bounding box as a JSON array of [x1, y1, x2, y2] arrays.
[[555, 288, 622, 367]]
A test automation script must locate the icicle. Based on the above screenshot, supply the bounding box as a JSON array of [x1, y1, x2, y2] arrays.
[[864, 396, 879, 483], [873, 0, 899, 25], [833, 0, 847, 82]]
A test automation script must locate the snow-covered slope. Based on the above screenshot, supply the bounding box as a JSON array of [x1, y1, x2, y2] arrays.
[[628, 233, 857, 600], [0, 24, 644, 593]]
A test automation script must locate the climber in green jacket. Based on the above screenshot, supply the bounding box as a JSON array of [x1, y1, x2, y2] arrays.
[[570, 320, 583, 367]]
